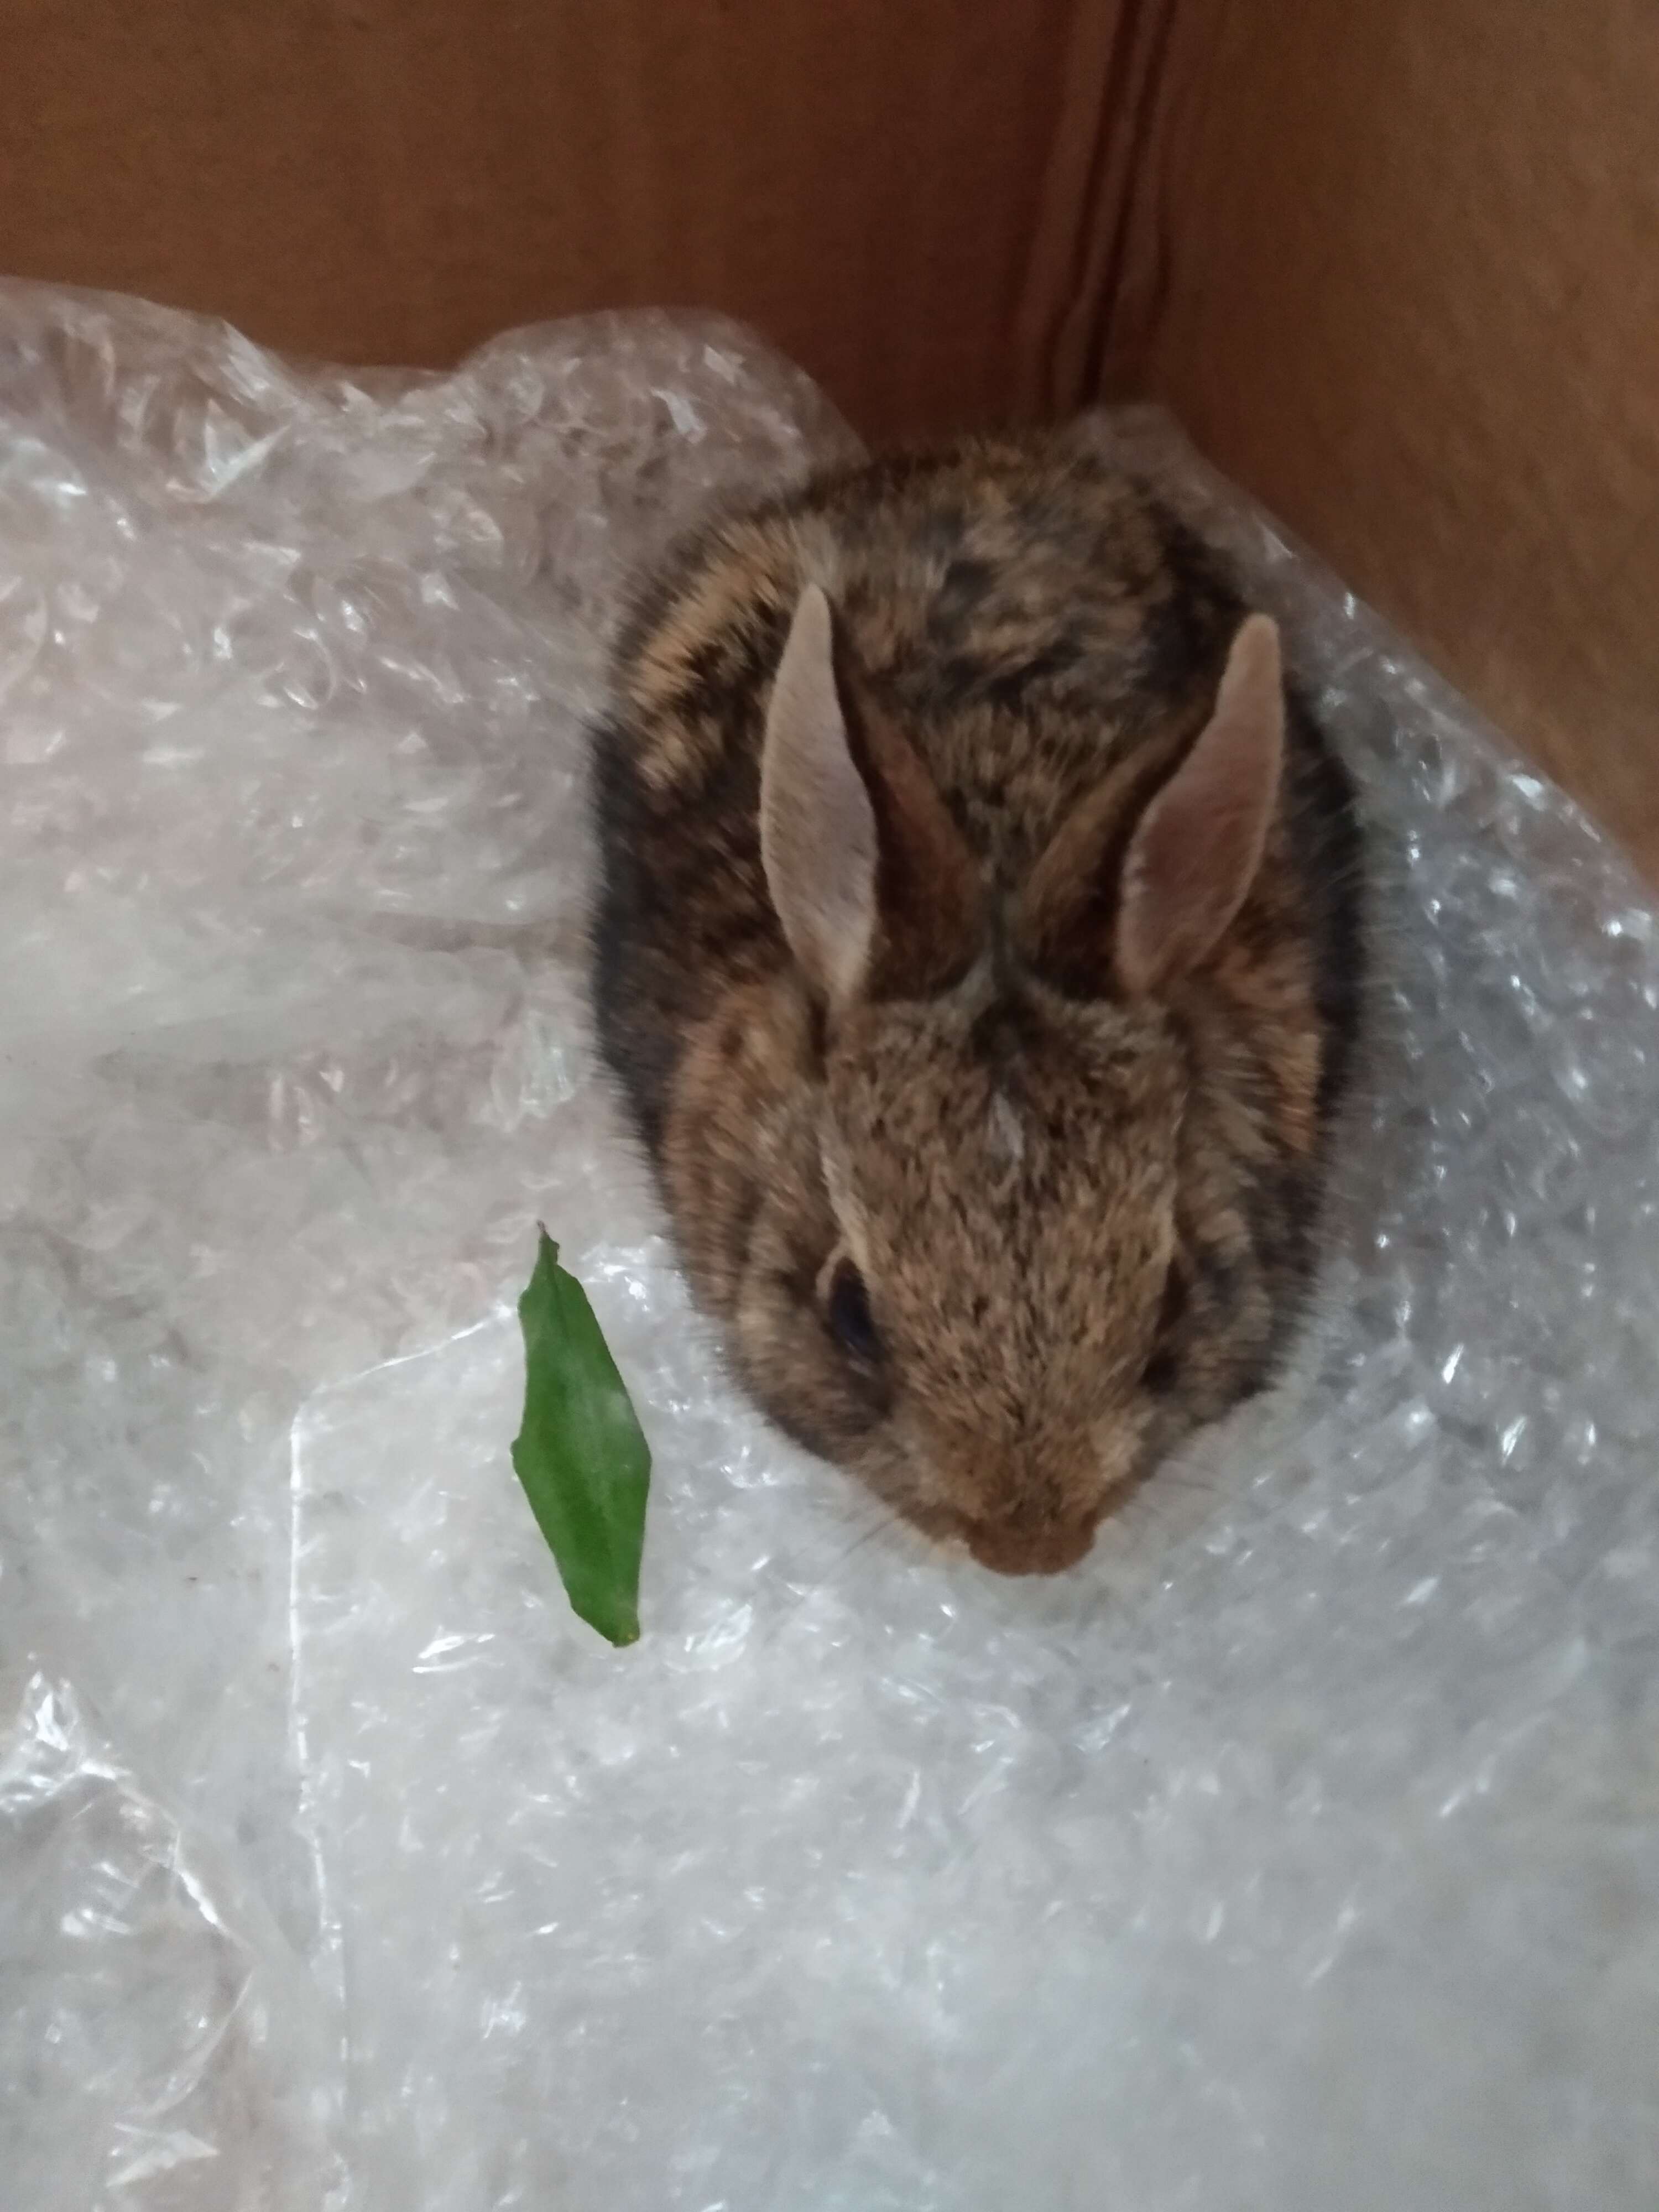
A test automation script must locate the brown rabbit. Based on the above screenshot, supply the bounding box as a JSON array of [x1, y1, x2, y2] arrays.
[[591, 434, 1364, 1574]]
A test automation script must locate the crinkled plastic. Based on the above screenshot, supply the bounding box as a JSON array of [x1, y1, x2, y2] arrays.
[[2, 279, 1657, 2211]]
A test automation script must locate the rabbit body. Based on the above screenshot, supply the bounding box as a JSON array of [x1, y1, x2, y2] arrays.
[[592, 435, 1364, 1574]]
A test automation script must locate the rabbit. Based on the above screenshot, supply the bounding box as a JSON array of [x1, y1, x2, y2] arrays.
[[590, 432, 1364, 1575]]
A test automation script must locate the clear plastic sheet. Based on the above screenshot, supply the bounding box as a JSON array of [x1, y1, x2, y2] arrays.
[[3, 280, 1657, 2210]]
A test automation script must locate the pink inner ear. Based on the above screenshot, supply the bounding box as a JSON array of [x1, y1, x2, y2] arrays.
[[762, 584, 982, 1005], [760, 583, 880, 1004], [1117, 614, 1285, 995]]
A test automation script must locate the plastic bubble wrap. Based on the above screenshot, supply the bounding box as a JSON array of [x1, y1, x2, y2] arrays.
[[2, 281, 1657, 2212]]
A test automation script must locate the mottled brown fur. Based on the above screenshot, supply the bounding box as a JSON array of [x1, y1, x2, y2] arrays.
[[592, 433, 1364, 1574]]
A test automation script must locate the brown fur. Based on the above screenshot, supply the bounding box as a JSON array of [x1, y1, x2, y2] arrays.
[[592, 433, 1365, 1575]]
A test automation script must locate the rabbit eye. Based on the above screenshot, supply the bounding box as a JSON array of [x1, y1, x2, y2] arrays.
[[825, 1258, 882, 1364], [1141, 1260, 1187, 1395]]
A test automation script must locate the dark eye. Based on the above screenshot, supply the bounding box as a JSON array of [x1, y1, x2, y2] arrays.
[[825, 1258, 882, 1363], [1141, 1261, 1187, 1395]]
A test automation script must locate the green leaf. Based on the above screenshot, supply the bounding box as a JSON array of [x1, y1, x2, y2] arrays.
[[510, 1227, 651, 1647]]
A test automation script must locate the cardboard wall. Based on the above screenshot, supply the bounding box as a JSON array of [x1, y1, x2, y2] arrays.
[[1119, 0, 1659, 870], [3, 0, 1655, 867], [0, 0, 1144, 444]]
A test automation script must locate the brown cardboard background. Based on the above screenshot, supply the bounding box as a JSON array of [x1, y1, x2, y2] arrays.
[[1119, 0, 1659, 868], [0, 0, 1142, 445], [3, 0, 1656, 867]]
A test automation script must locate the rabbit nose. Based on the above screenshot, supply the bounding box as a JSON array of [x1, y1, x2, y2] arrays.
[[962, 1511, 1096, 1577], [925, 1427, 1109, 1574]]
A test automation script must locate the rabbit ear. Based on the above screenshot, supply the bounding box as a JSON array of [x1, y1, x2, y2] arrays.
[[761, 585, 879, 1004], [1117, 615, 1284, 994], [763, 585, 979, 1004], [1018, 614, 1285, 998]]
